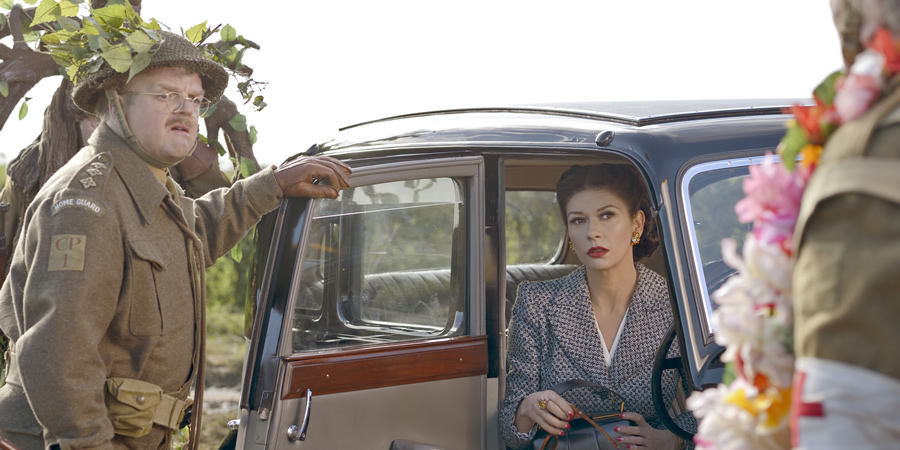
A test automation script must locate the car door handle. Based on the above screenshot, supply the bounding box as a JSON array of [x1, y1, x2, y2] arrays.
[[286, 389, 312, 442]]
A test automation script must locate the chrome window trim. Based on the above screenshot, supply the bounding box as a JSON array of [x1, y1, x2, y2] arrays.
[[680, 154, 775, 338]]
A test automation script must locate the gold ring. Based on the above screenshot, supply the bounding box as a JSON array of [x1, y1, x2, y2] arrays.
[[537, 399, 548, 410]]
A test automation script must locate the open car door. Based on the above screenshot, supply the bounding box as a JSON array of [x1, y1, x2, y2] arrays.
[[235, 157, 486, 449]]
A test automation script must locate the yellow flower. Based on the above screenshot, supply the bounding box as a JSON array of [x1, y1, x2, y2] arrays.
[[723, 387, 757, 416], [801, 144, 823, 169], [722, 384, 793, 433], [753, 386, 793, 432]]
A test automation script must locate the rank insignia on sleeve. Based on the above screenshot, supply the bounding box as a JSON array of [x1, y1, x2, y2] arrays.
[[90, 162, 107, 170], [48, 234, 86, 272], [86, 168, 103, 177], [80, 177, 97, 189]]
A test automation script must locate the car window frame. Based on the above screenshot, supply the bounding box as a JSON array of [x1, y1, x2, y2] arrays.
[[277, 156, 487, 358]]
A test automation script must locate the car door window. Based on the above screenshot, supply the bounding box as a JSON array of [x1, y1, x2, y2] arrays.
[[505, 191, 565, 265], [291, 177, 466, 353], [682, 159, 756, 334]]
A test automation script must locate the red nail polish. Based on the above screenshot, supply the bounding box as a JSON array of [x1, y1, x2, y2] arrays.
[[566, 423, 571, 429], [559, 431, 565, 437], [616, 436, 623, 442], [614, 427, 620, 432], [568, 411, 575, 419], [619, 413, 624, 418]]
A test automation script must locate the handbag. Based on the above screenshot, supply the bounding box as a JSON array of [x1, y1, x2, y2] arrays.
[[532, 380, 634, 450]]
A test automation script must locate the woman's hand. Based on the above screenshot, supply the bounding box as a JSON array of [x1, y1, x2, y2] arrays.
[[513, 391, 574, 437], [614, 412, 680, 449]]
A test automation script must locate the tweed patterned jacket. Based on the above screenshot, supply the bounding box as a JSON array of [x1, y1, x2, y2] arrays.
[[500, 263, 697, 449]]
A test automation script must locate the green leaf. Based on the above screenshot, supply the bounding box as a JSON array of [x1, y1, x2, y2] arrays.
[[228, 113, 247, 132], [23, 0, 38, 5], [0, 0, 13, 11], [214, 140, 226, 156], [0, 81, 8, 97], [185, 21, 207, 44], [0, 13, 7, 31], [126, 29, 155, 53], [59, 0, 78, 17], [92, 4, 127, 29], [229, 241, 242, 263], [240, 157, 257, 178], [722, 362, 736, 386], [18, 100, 29, 120], [56, 16, 80, 31], [83, 17, 110, 39], [220, 24, 236, 41], [252, 95, 266, 111], [30, 0, 62, 27], [779, 125, 808, 171], [249, 125, 257, 145], [100, 44, 134, 73], [127, 51, 151, 82], [66, 64, 79, 81], [813, 71, 842, 107]]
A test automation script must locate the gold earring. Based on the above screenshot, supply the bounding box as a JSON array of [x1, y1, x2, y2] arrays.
[[568, 240, 575, 251], [631, 231, 640, 246]]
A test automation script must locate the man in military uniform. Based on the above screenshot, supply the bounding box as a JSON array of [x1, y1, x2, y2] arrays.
[[791, 0, 900, 447], [0, 30, 350, 449]]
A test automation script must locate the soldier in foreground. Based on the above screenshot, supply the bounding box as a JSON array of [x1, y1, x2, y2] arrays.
[[0, 30, 350, 449], [792, 0, 900, 447]]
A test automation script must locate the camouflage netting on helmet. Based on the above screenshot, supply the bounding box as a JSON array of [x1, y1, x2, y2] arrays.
[[72, 30, 228, 114]]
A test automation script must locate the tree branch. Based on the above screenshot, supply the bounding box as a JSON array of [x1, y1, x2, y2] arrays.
[[9, 5, 32, 51], [204, 95, 260, 175], [0, 8, 60, 130]]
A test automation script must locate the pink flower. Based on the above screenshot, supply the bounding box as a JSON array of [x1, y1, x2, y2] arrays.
[[734, 156, 805, 251], [834, 50, 885, 123], [834, 73, 882, 122]]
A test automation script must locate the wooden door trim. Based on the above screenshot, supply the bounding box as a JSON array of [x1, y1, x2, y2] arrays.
[[282, 335, 487, 399]]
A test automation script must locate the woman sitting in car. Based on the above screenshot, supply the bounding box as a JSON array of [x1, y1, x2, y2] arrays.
[[500, 164, 696, 449]]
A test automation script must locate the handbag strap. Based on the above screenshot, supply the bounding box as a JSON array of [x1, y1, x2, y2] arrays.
[[540, 380, 624, 449]]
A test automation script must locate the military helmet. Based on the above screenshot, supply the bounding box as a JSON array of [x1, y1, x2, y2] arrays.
[[72, 30, 228, 114]]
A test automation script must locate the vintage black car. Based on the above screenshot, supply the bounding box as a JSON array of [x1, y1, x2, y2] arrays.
[[225, 99, 801, 449]]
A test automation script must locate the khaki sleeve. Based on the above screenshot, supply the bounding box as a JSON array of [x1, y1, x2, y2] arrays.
[[190, 166, 283, 265], [14, 195, 122, 449], [0, 179, 24, 260]]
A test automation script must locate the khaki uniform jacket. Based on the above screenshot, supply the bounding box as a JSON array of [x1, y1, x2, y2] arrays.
[[793, 82, 900, 381], [0, 123, 283, 449]]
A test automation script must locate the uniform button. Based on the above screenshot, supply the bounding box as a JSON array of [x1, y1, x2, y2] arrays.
[[136, 395, 146, 405], [98, 154, 109, 162]]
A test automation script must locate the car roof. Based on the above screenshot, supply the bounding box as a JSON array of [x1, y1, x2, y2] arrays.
[[340, 98, 809, 129], [315, 99, 808, 166]]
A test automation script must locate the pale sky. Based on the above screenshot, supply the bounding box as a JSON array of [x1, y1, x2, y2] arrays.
[[1, 0, 842, 167]]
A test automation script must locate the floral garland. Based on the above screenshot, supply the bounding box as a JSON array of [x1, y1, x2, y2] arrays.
[[685, 28, 900, 449]]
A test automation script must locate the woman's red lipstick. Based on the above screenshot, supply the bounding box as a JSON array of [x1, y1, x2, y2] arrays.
[[587, 246, 608, 257]]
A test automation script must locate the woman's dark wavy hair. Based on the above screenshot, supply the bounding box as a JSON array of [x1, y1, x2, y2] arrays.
[[556, 164, 660, 262]]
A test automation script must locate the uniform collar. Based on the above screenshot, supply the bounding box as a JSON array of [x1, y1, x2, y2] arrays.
[[90, 122, 171, 224]]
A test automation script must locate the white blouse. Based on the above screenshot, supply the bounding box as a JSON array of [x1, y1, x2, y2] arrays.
[[595, 310, 629, 367]]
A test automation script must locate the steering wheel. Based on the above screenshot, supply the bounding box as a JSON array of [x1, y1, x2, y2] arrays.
[[651, 322, 695, 441], [703, 259, 737, 294]]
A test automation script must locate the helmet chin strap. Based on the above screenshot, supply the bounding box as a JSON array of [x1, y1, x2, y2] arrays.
[[105, 88, 195, 170]]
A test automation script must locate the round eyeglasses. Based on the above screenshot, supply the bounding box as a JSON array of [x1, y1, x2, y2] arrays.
[[121, 91, 212, 116]]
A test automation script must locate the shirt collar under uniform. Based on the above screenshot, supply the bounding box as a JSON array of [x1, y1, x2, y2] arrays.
[[89, 122, 172, 225]]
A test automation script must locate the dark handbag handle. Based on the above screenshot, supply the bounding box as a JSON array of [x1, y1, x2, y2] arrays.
[[538, 380, 628, 450]]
